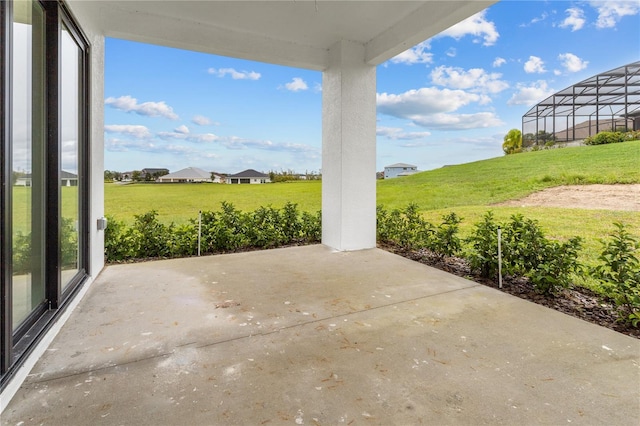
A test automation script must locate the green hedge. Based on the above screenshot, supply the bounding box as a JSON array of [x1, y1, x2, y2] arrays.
[[377, 205, 639, 326], [105, 202, 321, 262], [585, 130, 640, 145]]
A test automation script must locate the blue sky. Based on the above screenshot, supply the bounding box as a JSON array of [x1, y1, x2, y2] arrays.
[[104, 1, 640, 174]]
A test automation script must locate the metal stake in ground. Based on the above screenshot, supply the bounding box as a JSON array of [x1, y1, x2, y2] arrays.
[[498, 226, 503, 289], [198, 210, 202, 257]]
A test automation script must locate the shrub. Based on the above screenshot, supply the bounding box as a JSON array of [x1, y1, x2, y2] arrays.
[[466, 211, 500, 278], [207, 202, 250, 252], [281, 202, 303, 242], [466, 212, 582, 294], [376, 204, 433, 250], [130, 210, 172, 258], [60, 217, 79, 269], [428, 212, 462, 259], [526, 237, 582, 295], [12, 232, 32, 275], [300, 210, 322, 243], [248, 205, 286, 248], [169, 223, 198, 257], [502, 214, 547, 276], [585, 131, 629, 145], [592, 223, 640, 326], [104, 214, 138, 261], [500, 214, 582, 294]]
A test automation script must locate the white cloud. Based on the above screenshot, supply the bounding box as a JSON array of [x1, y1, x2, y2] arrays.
[[430, 66, 508, 94], [558, 53, 589, 73], [189, 133, 220, 143], [530, 12, 549, 25], [105, 95, 179, 120], [507, 81, 554, 106], [412, 112, 503, 130], [208, 67, 261, 80], [106, 137, 221, 160], [376, 126, 431, 140], [152, 129, 317, 157], [524, 56, 546, 73], [220, 137, 319, 157], [174, 125, 190, 134], [377, 87, 482, 117], [284, 77, 308, 92], [192, 115, 212, 126], [493, 57, 506, 68], [559, 7, 586, 31], [104, 124, 152, 139], [377, 87, 503, 130], [439, 10, 499, 46], [61, 139, 78, 173], [158, 130, 219, 142], [105, 138, 155, 153], [390, 41, 433, 65], [590, 1, 640, 28], [446, 48, 457, 58]]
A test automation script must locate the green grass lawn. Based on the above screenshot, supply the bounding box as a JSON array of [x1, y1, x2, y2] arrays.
[[377, 140, 640, 210], [107, 141, 640, 223], [12, 186, 79, 235], [105, 141, 640, 288], [105, 180, 322, 225]]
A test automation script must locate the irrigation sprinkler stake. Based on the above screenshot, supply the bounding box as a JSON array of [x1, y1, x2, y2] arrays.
[[198, 210, 202, 257], [498, 226, 503, 289]]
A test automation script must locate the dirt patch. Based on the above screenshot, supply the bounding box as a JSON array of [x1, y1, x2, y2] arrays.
[[496, 184, 640, 211]]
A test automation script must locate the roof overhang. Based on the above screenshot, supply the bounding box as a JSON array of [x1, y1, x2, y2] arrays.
[[66, 0, 495, 71]]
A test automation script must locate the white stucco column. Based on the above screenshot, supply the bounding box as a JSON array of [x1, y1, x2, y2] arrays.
[[322, 40, 377, 251]]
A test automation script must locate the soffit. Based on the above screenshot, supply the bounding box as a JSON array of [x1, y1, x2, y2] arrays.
[[67, 0, 495, 70]]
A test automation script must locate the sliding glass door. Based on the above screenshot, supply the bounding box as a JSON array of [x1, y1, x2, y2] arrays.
[[11, 0, 46, 332], [1, 0, 89, 384]]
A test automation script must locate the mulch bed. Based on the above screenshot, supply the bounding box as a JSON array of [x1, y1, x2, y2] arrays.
[[380, 244, 640, 339]]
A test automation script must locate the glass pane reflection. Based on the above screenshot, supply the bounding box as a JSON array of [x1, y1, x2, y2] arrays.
[[12, 0, 46, 329], [60, 23, 81, 289]]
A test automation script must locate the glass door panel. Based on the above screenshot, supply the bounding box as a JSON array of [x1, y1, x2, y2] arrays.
[[60, 23, 81, 290], [12, 0, 46, 329]]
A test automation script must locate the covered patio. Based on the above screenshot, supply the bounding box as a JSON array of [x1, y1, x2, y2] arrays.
[[3, 246, 638, 424]]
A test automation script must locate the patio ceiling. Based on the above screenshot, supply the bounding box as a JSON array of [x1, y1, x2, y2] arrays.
[[67, 0, 495, 70]]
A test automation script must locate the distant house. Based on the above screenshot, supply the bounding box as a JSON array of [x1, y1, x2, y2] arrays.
[[141, 168, 169, 180], [61, 171, 79, 186], [384, 163, 419, 179], [210, 173, 225, 184], [15, 171, 78, 186], [226, 169, 271, 184], [156, 167, 215, 183], [14, 174, 31, 187]]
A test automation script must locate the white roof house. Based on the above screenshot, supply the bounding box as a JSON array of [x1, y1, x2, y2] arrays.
[[1, 0, 495, 400], [156, 167, 218, 183], [384, 163, 419, 179], [226, 169, 271, 184]]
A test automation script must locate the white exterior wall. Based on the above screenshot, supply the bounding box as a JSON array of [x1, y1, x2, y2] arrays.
[[322, 40, 376, 251], [65, 2, 106, 280], [88, 30, 106, 279]]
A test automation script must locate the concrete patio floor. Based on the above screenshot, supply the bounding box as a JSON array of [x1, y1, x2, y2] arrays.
[[2, 245, 639, 425]]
